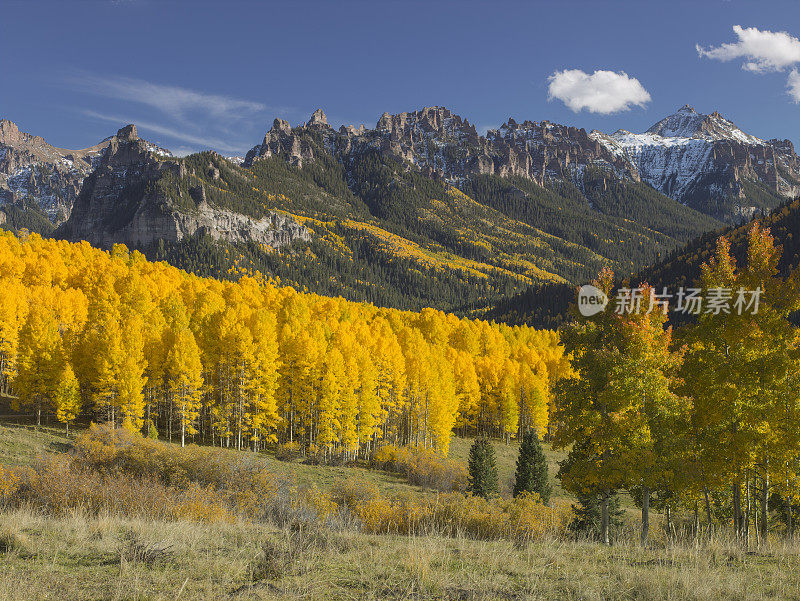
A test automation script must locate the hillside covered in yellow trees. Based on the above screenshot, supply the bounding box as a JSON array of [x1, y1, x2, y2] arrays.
[[0, 230, 568, 457]]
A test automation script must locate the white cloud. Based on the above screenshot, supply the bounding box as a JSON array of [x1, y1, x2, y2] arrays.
[[789, 70, 800, 103], [68, 73, 270, 125], [81, 110, 250, 154], [547, 69, 651, 114], [62, 72, 292, 154], [697, 25, 800, 73]]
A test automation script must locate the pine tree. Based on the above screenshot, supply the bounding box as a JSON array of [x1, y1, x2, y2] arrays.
[[513, 429, 552, 504], [467, 438, 499, 498]]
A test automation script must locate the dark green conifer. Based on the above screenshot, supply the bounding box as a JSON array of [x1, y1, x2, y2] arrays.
[[467, 438, 499, 498], [513, 430, 552, 504]]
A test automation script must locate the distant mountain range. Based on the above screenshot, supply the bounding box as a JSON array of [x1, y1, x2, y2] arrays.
[[1, 105, 797, 313]]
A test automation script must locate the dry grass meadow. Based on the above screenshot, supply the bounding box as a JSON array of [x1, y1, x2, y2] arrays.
[[2, 422, 800, 601]]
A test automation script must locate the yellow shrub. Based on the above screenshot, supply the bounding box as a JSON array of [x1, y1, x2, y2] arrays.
[[175, 484, 235, 523], [350, 487, 571, 540], [332, 476, 379, 509], [10, 455, 234, 524], [372, 444, 400, 469], [303, 485, 338, 520], [373, 445, 468, 492], [275, 441, 302, 461], [0, 465, 21, 504], [74, 423, 255, 489], [354, 495, 401, 533]]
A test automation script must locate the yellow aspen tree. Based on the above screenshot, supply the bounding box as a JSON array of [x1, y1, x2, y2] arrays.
[[553, 267, 624, 545], [245, 311, 280, 449], [0, 280, 27, 396], [318, 347, 345, 458], [449, 349, 480, 432], [354, 326, 380, 454], [334, 329, 360, 455], [166, 327, 204, 447], [681, 224, 800, 541], [497, 359, 520, 443], [14, 302, 62, 426], [426, 355, 459, 455], [117, 314, 147, 432], [54, 363, 81, 434]]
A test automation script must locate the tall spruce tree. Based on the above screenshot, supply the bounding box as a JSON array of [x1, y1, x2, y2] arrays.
[[513, 430, 552, 504], [467, 438, 499, 498]]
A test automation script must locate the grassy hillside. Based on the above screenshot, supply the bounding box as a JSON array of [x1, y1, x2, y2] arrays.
[[0, 423, 558, 502], [0, 423, 71, 467]]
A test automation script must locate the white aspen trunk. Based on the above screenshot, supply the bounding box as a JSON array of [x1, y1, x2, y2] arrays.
[[601, 488, 610, 545], [641, 485, 650, 545], [761, 462, 769, 539]]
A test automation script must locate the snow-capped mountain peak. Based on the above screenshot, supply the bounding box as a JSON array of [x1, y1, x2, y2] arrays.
[[588, 106, 799, 221], [645, 105, 763, 145]]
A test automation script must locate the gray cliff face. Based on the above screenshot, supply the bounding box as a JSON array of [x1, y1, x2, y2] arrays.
[[0, 119, 110, 223], [177, 201, 309, 247], [57, 126, 310, 250]]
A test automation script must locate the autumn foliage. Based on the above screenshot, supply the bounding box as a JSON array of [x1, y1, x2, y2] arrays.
[[0, 231, 567, 458]]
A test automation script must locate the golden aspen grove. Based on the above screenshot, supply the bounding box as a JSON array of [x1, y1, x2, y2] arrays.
[[0, 230, 567, 457]]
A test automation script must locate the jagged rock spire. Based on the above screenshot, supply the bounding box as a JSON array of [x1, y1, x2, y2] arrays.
[[116, 124, 138, 142], [306, 109, 328, 128]]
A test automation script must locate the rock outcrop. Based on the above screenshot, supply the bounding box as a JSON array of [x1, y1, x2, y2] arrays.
[[246, 106, 640, 183], [57, 126, 310, 249], [246, 106, 639, 184]]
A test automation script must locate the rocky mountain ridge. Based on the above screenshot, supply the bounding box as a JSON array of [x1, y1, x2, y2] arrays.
[[246, 105, 638, 186], [4, 103, 797, 314], [0, 107, 727, 312], [6, 104, 797, 232], [0, 119, 112, 223], [246, 104, 799, 223]]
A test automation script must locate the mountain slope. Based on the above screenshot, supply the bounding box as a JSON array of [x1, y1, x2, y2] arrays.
[[485, 195, 800, 328], [0, 118, 175, 234], [0, 119, 109, 224], [54, 108, 724, 312], [637, 196, 800, 291], [56, 125, 309, 250]]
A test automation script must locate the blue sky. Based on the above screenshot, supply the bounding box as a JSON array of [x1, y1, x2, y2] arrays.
[[3, 0, 799, 155]]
